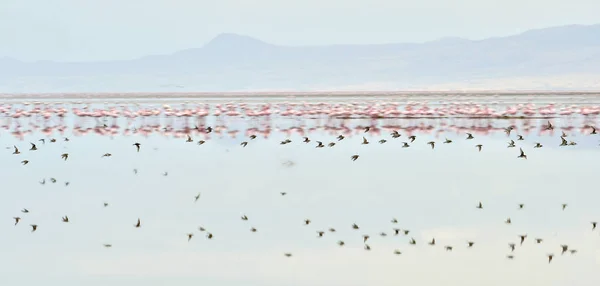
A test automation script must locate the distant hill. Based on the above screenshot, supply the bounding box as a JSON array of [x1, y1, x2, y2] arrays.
[[1, 24, 600, 93]]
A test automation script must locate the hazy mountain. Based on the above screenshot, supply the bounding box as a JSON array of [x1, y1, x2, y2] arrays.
[[1, 24, 600, 92]]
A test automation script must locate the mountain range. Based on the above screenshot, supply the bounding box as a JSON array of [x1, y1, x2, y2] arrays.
[[1, 24, 600, 93]]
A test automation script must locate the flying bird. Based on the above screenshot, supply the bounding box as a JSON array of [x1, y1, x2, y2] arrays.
[[518, 148, 527, 159], [134, 218, 141, 228], [466, 133, 474, 139], [29, 143, 37, 151], [475, 144, 482, 152], [133, 143, 141, 152], [61, 153, 69, 160]]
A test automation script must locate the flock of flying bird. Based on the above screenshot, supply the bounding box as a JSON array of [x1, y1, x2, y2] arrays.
[[6, 117, 599, 264]]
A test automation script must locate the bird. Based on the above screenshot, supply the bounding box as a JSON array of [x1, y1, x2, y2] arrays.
[[133, 143, 141, 152], [280, 192, 287, 196], [352, 223, 359, 229], [592, 221, 597, 231], [408, 135, 416, 143], [362, 137, 369, 144], [427, 141, 435, 149], [13, 217, 20, 225], [134, 218, 141, 228], [62, 216, 69, 223], [534, 143, 543, 148], [249, 135, 257, 140], [444, 138, 452, 144], [250, 227, 257, 232], [561, 245, 568, 255], [516, 135, 524, 140], [30, 224, 38, 232], [328, 142, 335, 147], [391, 218, 398, 223], [303, 137, 310, 143], [409, 238, 416, 245], [475, 144, 482, 152], [197, 140, 206, 145], [364, 126, 370, 133], [206, 127, 212, 133], [103, 202, 109, 207], [337, 135, 345, 141], [206, 233, 213, 239], [351, 155, 359, 161], [61, 153, 69, 160], [548, 254, 554, 263], [39, 139, 45, 144], [21, 160, 29, 165], [163, 172, 168, 176], [241, 215, 248, 221], [29, 143, 37, 151], [508, 140, 516, 148], [240, 142, 248, 147], [546, 121, 554, 130], [467, 241, 475, 248], [590, 126, 597, 134], [102, 153, 112, 158], [391, 131, 401, 138], [304, 219, 311, 225], [535, 238, 543, 244], [194, 193, 201, 202], [284, 253, 292, 257], [429, 238, 436, 246], [187, 233, 194, 241], [562, 203, 568, 210], [39, 179, 45, 185], [21, 208, 29, 213], [364, 244, 371, 251], [518, 148, 527, 159], [519, 234, 527, 245], [379, 139, 387, 144], [198, 226, 206, 232], [445, 246, 453, 251], [562, 131, 568, 137], [466, 133, 474, 139], [518, 204, 525, 209], [103, 244, 112, 248], [393, 228, 400, 235], [476, 202, 483, 209], [338, 241, 345, 246], [186, 135, 193, 142], [316, 141, 324, 148], [317, 231, 325, 237], [393, 249, 402, 255], [505, 218, 512, 224], [507, 255, 514, 260], [402, 142, 410, 148], [504, 127, 513, 135], [133, 169, 138, 175], [560, 137, 568, 146], [13, 146, 20, 154], [509, 243, 516, 252], [363, 235, 370, 243], [328, 228, 336, 232]]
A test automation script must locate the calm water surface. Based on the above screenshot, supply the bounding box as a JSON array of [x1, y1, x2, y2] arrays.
[[1, 97, 599, 286]]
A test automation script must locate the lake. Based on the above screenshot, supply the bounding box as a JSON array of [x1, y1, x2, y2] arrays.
[[1, 95, 599, 286]]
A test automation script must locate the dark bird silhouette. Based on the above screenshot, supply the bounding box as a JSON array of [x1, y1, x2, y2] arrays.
[[466, 133, 474, 139], [30, 224, 37, 232], [427, 141, 435, 149], [519, 234, 527, 245], [337, 135, 345, 141], [134, 218, 141, 228], [29, 143, 37, 151], [561, 245, 568, 255], [592, 221, 597, 231], [61, 153, 69, 160], [240, 141, 248, 147], [518, 148, 527, 159], [21, 208, 29, 213], [408, 135, 416, 143], [13, 146, 20, 154], [133, 143, 141, 152], [351, 155, 359, 161], [303, 137, 310, 143], [21, 160, 29, 165], [13, 217, 20, 225], [476, 144, 482, 152], [62, 216, 69, 223], [548, 254, 554, 263], [362, 137, 369, 145], [476, 202, 483, 209]]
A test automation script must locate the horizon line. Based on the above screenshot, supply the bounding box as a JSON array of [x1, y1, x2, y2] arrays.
[[2, 90, 600, 100]]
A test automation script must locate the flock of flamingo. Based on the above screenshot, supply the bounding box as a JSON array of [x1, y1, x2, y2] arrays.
[[2, 100, 600, 119]]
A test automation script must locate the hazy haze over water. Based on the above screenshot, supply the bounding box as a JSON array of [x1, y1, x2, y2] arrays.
[[1, 96, 600, 286]]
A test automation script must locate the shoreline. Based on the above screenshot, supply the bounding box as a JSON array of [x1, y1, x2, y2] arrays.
[[2, 90, 600, 100]]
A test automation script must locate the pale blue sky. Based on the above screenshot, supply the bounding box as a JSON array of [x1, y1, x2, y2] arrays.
[[1, 100, 600, 285], [0, 0, 599, 61]]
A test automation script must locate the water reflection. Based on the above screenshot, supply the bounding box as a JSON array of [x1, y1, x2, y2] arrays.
[[1, 99, 599, 286]]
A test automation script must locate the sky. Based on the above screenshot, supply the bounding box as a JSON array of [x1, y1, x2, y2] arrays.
[[1, 0, 600, 62], [1, 100, 600, 285]]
